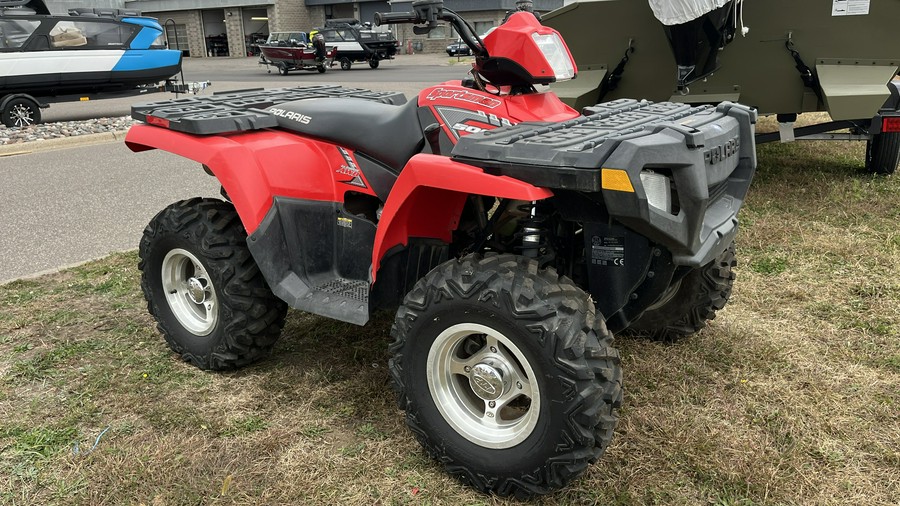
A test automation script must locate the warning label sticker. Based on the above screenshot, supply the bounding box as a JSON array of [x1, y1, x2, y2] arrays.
[[832, 0, 869, 16], [591, 236, 625, 267]]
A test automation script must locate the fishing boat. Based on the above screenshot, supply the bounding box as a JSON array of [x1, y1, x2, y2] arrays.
[[0, 0, 183, 126], [258, 31, 336, 75]]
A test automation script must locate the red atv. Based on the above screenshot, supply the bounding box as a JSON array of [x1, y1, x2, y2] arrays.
[[126, 0, 757, 497]]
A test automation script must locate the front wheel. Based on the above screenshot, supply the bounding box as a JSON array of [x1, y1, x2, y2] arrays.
[[1, 97, 41, 128], [865, 131, 900, 174], [339, 57, 352, 70], [626, 242, 736, 341], [390, 254, 622, 497], [139, 198, 288, 370]]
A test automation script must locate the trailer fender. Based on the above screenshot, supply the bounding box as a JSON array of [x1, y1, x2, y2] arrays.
[[125, 124, 340, 234], [371, 154, 553, 279]]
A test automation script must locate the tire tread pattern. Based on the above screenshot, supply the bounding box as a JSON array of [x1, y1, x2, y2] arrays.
[[138, 198, 287, 370], [389, 254, 622, 498]]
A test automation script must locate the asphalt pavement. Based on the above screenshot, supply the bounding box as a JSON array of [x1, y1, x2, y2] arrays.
[[40, 53, 471, 123], [1, 53, 472, 283]]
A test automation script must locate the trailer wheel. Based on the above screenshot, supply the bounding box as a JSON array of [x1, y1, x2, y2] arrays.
[[278, 63, 289, 76], [1, 97, 41, 128], [626, 241, 736, 342], [368, 59, 380, 69], [139, 198, 288, 370], [390, 254, 622, 497], [340, 57, 352, 70], [865, 131, 900, 174]]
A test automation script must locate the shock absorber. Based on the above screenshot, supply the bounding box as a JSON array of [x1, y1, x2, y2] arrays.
[[516, 202, 553, 263]]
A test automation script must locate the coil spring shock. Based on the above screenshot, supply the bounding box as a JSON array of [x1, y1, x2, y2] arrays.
[[515, 202, 553, 262]]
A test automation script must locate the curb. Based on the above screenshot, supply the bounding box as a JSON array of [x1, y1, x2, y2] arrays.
[[0, 129, 131, 156]]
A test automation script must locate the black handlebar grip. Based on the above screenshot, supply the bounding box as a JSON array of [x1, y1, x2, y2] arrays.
[[374, 11, 420, 26]]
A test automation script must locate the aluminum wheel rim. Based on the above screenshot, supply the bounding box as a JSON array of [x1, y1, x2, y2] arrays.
[[427, 322, 540, 449], [161, 248, 218, 336], [11, 104, 35, 127]]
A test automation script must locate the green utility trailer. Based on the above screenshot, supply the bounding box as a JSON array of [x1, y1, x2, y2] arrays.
[[545, 0, 900, 174]]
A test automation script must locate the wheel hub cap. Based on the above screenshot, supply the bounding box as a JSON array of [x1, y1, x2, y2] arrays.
[[187, 277, 207, 304], [470, 361, 507, 401]]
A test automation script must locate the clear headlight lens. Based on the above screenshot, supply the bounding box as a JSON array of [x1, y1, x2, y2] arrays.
[[531, 33, 575, 81], [640, 171, 672, 214]]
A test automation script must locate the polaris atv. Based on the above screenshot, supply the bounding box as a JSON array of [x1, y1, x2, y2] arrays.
[[125, 0, 757, 497]]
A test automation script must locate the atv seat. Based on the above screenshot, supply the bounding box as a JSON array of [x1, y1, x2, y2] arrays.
[[268, 97, 424, 171]]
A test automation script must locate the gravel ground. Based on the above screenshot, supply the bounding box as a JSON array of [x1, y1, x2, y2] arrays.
[[0, 116, 137, 145]]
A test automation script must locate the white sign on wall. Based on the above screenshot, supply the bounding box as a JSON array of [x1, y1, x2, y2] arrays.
[[832, 0, 870, 16]]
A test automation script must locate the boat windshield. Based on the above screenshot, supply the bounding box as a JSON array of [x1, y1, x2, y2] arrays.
[[266, 32, 308, 46], [0, 18, 39, 49]]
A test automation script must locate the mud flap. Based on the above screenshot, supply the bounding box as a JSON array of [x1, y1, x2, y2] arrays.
[[247, 197, 375, 325], [816, 63, 898, 121]]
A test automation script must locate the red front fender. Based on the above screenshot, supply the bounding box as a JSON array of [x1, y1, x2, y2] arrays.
[[372, 154, 553, 280], [126, 124, 340, 234]]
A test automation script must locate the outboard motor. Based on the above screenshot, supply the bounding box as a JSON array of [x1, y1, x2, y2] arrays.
[[650, 0, 739, 92]]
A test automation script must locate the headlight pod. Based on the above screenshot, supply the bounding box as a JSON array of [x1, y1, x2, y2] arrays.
[[640, 171, 672, 214], [531, 32, 575, 81]]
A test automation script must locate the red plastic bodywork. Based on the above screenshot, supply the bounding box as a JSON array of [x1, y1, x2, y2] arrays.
[[371, 154, 552, 279], [126, 125, 375, 235], [419, 83, 579, 142], [126, 12, 579, 284], [480, 12, 578, 83]]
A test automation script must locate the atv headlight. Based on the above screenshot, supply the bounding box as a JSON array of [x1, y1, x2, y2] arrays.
[[640, 171, 672, 214], [532, 32, 575, 81]]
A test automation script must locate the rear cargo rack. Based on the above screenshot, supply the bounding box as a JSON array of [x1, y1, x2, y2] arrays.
[[131, 85, 407, 135]]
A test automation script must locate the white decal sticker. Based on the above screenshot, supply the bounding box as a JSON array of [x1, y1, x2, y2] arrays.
[[832, 0, 869, 16]]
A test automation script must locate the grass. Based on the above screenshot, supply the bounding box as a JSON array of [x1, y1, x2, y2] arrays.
[[0, 138, 898, 505]]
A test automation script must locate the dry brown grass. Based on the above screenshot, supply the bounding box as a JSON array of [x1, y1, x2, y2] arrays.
[[0, 138, 898, 505]]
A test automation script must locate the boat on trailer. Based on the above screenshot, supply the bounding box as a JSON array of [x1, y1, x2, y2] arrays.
[[0, 0, 184, 126], [258, 32, 337, 75]]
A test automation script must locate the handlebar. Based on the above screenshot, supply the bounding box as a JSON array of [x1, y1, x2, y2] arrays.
[[374, 1, 487, 58], [373, 11, 421, 26]]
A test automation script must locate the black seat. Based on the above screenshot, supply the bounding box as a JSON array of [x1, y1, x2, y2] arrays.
[[268, 97, 424, 171]]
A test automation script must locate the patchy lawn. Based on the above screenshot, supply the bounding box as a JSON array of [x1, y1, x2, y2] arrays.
[[0, 138, 898, 505]]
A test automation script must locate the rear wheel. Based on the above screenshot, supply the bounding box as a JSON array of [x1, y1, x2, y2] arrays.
[[390, 254, 622, 497], [139, 198, 288, 370], [865, 131, 900, 174], [368, 59, 379, 69], [1, 97, 41, 128], [340, 57, 352, 70], [627, 242, 736, 341]]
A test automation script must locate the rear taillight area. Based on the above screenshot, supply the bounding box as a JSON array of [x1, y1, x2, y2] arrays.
[[882, 116, 900, 133]]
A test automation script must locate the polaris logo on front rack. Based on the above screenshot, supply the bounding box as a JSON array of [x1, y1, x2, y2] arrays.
[[704, 137, 740, 165], [268, 107, 312, 125]]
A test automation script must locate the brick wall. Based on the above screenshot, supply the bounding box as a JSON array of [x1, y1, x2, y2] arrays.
[[225, 7, 246, 57], [270, 0, 324, 32], [153, 10, 204, 58]]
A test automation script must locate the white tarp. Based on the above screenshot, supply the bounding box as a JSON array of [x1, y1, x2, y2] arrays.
[[648, 0, 732, 25]]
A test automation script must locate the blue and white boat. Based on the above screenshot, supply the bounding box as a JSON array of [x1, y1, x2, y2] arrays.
[[0, 0, 182, 126]]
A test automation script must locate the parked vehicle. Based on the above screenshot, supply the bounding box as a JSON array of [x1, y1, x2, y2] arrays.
[[445, 38, 470, 56], [258, 31, 336, 74], [125, 0, 757, 497], [0, 0, 184, 127], [315, 18, 397, 69], [544, 0, 900, 174]]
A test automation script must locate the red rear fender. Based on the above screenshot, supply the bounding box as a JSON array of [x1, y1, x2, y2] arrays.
[[372, 154, 553, 279], [125, 124, 342, 234]]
